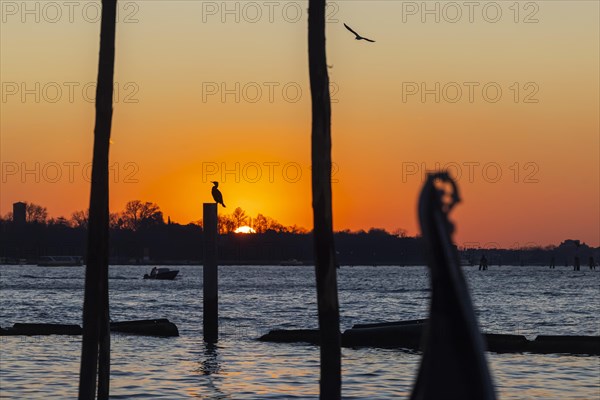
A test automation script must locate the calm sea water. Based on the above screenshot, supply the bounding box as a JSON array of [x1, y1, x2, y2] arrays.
[[1, 265, 598, 399]]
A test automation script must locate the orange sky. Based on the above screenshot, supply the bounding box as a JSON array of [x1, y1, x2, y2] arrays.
[[1, 1, 599, 247]]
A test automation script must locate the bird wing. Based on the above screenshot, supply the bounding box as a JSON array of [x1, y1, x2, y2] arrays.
[[362, 37, 375, 43], [343, 23, 360, 37]]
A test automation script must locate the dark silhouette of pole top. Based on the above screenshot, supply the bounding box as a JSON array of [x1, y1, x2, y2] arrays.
[[344, 23, 375, 43], [211, 181, 226, 207]]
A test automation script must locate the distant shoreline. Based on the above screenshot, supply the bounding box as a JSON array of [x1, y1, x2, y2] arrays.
[[2, 221, 598, 268]]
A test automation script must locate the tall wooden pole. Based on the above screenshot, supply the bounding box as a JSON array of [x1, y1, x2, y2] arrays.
[[203, 203, 218, 343], [78, 1, 116, 398], [308, 0, 341, 397]]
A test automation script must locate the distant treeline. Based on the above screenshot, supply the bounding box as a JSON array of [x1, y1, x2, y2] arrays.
[[1, 202, 598, 266], [2, 201, 307, 234], [0, 216, 423, 265]]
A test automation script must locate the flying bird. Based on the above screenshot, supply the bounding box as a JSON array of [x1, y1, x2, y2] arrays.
[[344, 23, 375, 43], [211, 181, 226, 207]]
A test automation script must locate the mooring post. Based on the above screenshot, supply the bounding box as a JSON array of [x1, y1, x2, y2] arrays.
[[203, 203, 218, 343]]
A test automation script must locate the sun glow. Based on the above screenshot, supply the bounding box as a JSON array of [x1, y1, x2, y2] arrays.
[[235, 226, 256, 234]]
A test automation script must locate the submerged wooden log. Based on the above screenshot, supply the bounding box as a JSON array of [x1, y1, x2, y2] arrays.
[[257, 323, 600, 355], [1, 323, 82, 335], [110, 319, 179, 337], [483, 334, 529, 353], [259, 329, 321, 345], [531, 335, 600, 355], [344, 323, 424, 349], [352, 319, 428, 330], [1, 319, 179, 337]]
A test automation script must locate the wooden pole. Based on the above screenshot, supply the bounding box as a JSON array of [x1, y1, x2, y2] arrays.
[[79, 0, 116, 398], [308, 0, 341, 397], [203, 203, 218, 343]]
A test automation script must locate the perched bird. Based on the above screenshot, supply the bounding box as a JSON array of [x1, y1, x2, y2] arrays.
[[211, 181, 226, 207], [344, 23, 375, 43]]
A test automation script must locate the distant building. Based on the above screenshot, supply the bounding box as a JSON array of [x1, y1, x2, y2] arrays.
[[12, 202, 26, 226]]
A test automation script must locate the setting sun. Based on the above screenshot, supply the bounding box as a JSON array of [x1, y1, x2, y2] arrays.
[[234, 226, 256, 234]]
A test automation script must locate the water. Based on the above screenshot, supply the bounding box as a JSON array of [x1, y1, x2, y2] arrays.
[[1, 265, 599, 399]]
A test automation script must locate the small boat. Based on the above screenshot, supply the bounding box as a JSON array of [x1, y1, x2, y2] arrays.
[[144, 267, 179, 280], [38, 256, 83, 267]]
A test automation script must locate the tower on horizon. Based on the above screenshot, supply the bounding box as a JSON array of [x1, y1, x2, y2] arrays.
[[13, 202, 26, 226]]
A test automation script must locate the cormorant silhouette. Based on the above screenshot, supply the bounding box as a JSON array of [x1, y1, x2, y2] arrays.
[[211, 181, 226, 207], [344, 23, 375, 43]]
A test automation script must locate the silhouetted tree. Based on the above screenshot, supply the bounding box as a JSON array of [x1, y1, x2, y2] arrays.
[[231, 207, 248, 229], [287, 225, 308, 234], [1, 212, 13, 222], [25, 202, 48, 224], [71, 210, 89, 229], [48, 216, 70, 227], [368, 228, 389, 237], [393, 228, 408, 238], [79, 0, 117, 398], [253, 213, 268, 233], [268, 218, 287, 233], [218, 214, 236, 234], [109, 212, 124, 230], [308, 0, 341, 397], [121, 200, 163, 230], [251, 213, 290, 233]]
